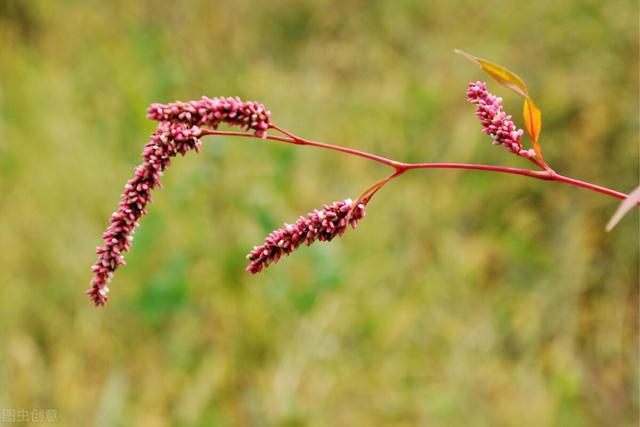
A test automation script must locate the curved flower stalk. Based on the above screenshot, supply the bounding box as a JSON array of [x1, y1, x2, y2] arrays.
[[88, 122, 203, 305], [88, 97, 271, 306], [246, 199, 366, 274]]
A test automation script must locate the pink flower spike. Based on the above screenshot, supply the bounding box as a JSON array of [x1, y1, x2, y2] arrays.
[[467, 81, 532, 158], [86, 122, 202, 306], [147, 96, 271, 138], [246, 199, 366, 274]]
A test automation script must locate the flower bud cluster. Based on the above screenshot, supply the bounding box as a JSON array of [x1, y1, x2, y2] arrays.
[[90, 95, 272, 305], [467, 81, 535, 158], [246, 199, 366, 274], [147, 96, 271, 138], [87, 122, 202, 305]]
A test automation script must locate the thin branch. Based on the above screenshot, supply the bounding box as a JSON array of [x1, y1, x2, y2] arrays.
[[200, 128, 631, 202]]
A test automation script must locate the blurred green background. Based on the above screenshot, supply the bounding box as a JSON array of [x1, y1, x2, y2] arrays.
[[0, 1, 638, 426]]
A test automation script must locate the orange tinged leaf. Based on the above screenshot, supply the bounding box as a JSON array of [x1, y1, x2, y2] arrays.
[[523, 98, 541, 142], [523, 97, 543, 157], [454, 49, 529, 98]]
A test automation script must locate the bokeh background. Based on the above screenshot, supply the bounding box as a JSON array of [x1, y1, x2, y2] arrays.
[[0, 1, 638, 426]]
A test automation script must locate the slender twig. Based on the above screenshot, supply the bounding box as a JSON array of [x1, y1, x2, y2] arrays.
[[201, 129, 401, 168], [270, 124, 406, 169], [200, 128, 631, 201], [353, 169, 407, 207], [549, 173, 629, 200]]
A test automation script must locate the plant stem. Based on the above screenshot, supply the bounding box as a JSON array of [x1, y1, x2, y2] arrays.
[[398, 162, 551, 179], [550, 173, 629, 200], [356, 169, 407, 205], [400, 163, 628, 200], [202, 129, 402, 168], [200, 128, 631, 202], [270, 124, 406, 169]]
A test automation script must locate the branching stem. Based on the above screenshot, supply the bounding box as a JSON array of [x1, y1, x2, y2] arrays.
[[200, 127, 631, 202]]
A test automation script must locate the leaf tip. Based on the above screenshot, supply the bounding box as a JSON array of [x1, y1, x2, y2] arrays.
[[605, 185, 640, 232], [454, 49, 480, 66]]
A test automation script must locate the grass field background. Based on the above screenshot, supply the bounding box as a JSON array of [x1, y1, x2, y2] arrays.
[[0, 1, 638, 426]]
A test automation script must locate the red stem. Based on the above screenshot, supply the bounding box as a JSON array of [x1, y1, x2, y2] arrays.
[[399, 162, 551, 179], [201, 129, 401, 167], [399, 163, 630, 199], [549, 173, 629, 200], [200, 127, 631, 201]]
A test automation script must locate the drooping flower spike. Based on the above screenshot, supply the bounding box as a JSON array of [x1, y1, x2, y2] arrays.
[[88, 97, 271, 306], [87, 122, 203, 305]]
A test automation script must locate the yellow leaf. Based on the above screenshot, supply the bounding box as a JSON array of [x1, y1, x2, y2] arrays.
[[523, 98, 543, 159], [454, 49, 529, 98], [523, 97, 542, 142]]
